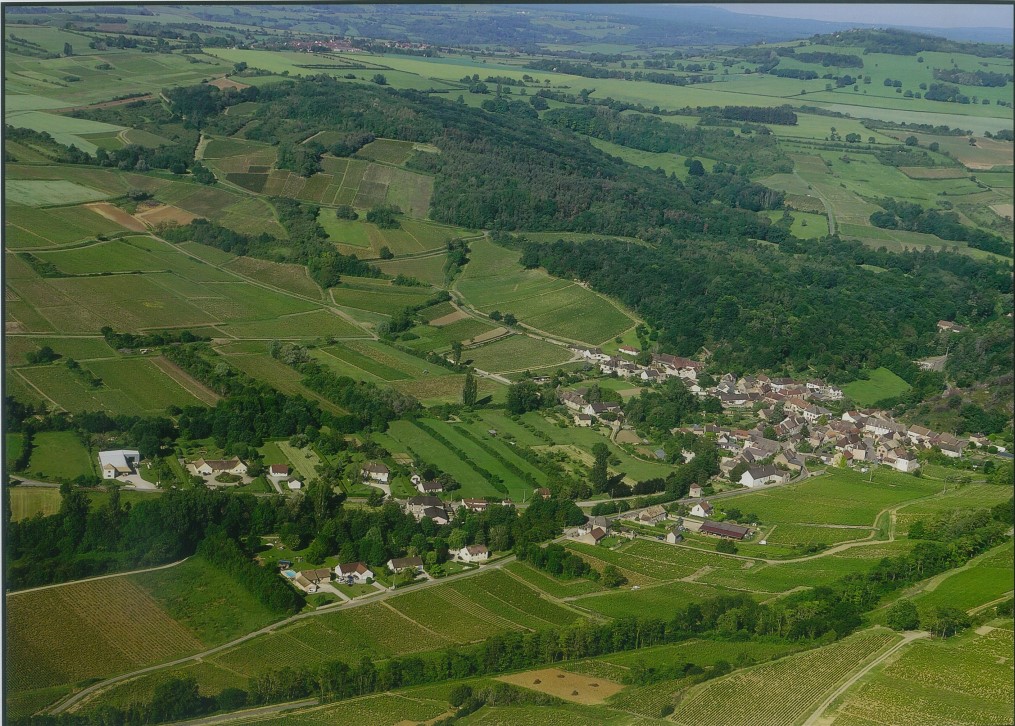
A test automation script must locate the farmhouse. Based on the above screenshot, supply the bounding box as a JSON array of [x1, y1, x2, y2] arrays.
[[575, 527, 608, 546], [665, 527, 684, 544], [700, 521, 750, 540], [574, 413, 594, 427], [937, 320, 968, 334], [885, 448, 920, 473], [387, 556, 424, 574], [690, 501, 713, 518], [412, 475, 444, 494], [406, 496, 447, 521], [293, 567, 332, 593], [460, 498, 489, 513], [652, 353, 703, 379], [361, 461, 390, 483], [689, 484, 703, 498], [192, 457, 248, 476], [267, 464, 290, 478], [618, 346, 639, 356], [558, 389, 588, 412], [633, 505, 667, 525], [287, 478, 303, 491], [422, 506, 450, 525], [535, 487, 552, 500], [335, 562, 374, 584], [98, 450, 141, 479], [740, 465, 786, 488], [456, 544, 490, 563]]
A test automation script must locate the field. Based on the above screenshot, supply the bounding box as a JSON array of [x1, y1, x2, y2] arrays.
[[6, 179, 110, 206], [329, 278, 435, 315], [465, 335, 575, 373], [826, 623, 1014, 726], [906, 541, 1014, 617], [21, 431, 94, 481], [670, 628, 900, 726], [8, 487, 63, 521], [5, 203, 128, 248], [456, 239, 636, 345], [842, 367, 912, 405], [499, 667, 624, 704], [762, 210, 829, 239]]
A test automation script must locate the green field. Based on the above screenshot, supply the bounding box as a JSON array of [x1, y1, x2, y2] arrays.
[[842, 367, 913, 405], [330, 278, 435, 315], [456, 239, 636, 345], [763, 210, 830, 239], [465, 334, 575, 373], [21, 431, 94, 481], [5, 204, 127, 248], [5, 179, 109, 206], [7, 487, 63, 521]]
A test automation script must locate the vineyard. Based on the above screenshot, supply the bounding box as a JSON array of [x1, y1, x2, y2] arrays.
[[244, 693, 450, 725], [6, 577, 204, 694], [828, 624, 1014, 726], [670, 628, 899, 726]]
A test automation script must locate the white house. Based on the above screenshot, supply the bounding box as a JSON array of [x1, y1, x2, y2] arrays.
[[885, 449, 921, 473], [690, 501, 713, 518], [287, 478, 303, 491], [192, 458, 248, 476], [456, 544, 490, 563], [98, 450, 141, 480], [618, 346, 639, 357], [574, 413, 594, 427], [740, 465, 786, 489], [688, 484, 703, 498], [665, 527, 684, 544], [335, 562, 374, 584], [361, 461, 390, 483], [267, 464, 290, 479], [575, 527, 608, 546], [633, 505, 667, 525]]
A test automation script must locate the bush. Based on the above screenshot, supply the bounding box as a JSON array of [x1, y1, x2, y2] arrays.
[[449, 684, 473, 707], [885, 598, 919, 630], [335, 205, 358, 220], [716, 539, 738, 554]]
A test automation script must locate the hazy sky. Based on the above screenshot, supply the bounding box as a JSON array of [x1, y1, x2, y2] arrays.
[[709, 4, 1014, 29]]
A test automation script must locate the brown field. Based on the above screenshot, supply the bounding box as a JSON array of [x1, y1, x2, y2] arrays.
[[6, 578, 204, 693], [465, 327, 509, 345], [209, 76, 250, 91], [429, 310, 469, 327], [136, 204, 199, 227], [783, 193, 826, 214], [897, 166, 968, 179], [150, 355, 221, 405], [222, 256, 324, 299], [990, 203, 1013, 220], [86, 203, 147, 232], [498, 668, 624, 705]]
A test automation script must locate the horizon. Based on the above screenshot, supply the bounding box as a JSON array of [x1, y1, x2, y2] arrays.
[[706, 3, 1015, 31]]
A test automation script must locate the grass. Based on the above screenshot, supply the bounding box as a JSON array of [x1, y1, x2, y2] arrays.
[[5, 180, 110, 206], [8, 486, 63, 521], [23, 431, 94, 481], [842, 367, 913, 405], [5, 203, 128, 248], [762, 210, 829, 239], [330, 279, 434, 315], [465, 335, 574, 373]]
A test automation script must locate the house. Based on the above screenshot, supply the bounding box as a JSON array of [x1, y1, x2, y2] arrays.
[[456, 544, 490, 563], [460, 498, 489, 513], [293, 567, 332, 593], [406, 496, 444, 519], [618, 346, 639, 357], [575, 527, 608, 546], [740, 465, 785, 488], [937, 320, 968, 334], [700, 521, 750, 540], [634, 505, 667, 525], [907, 425, 934, 447], [287, 478, 303, 491], [558, 389, 588, 412], [690, 501, 713, 518], [665, 527, 684, 544], [422, 506, 450, 525], [267, 464, 290, 479], [361, 461, 390, 483], [583, 402, 612, 417], [575, 346, 610, 362], [579, 515, 611, 535], [885, 449, 920, 473], [387, 556, 424, 574], [534, 487, 552, 500], [574, 413, 594, 427], [98, 450, 141, 479], [933, 433, 967, 458], [415, 478, 444, 494], [689, 484, 703, 498], [640, 369, 662, 382], [335, 562, 374, 584], [193, 457, 248, 476], [652, 353, 703, 380]]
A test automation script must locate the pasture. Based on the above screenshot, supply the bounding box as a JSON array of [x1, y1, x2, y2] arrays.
[[8, 487, 63, 521], [21, 431, 94, 481], [465, 335, 575, 373], [6, 179, 109, 206], [762, 210, 829, 239], [670, 628, 900, 726], [842, 367, 912, 405], [456, 239, 636, 345]]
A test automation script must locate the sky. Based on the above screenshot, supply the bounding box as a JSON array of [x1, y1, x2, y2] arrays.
[[708, 4, 1014, 29]]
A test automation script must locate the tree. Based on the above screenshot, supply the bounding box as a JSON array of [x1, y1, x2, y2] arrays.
[[489, 310, 502, 321], [502, 313, 517, 326], [449, 684, 473, 707], [905, 135, 919, 146], [924, 606, 970, 637], [372, 74, 388, 85], [716, 538, 738, 554], [602, 564, 627, 587], [885, 599, 919, 630], [336, 205, 358, 220], [506, 381, 540, 414], [687, 159, 706, 177], [590, 442, 610, 492], [63, 42, 73, 56], [379, 246, 393, 259], [451, 341, 463, 366], [462, 371, 478, 407]]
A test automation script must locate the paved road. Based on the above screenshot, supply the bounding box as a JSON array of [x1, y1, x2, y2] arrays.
[[50, 555, 517, 714], [802, 630, 928, 726], [8, 558, 190, 596], [171, 698, 318, 725]]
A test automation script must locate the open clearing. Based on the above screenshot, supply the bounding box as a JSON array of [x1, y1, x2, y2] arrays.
[[842, 367, 912, 405], [498, 668, 624, 705]]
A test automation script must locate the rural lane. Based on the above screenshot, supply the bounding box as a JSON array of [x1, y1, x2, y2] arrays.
[[49, 555, 517, 715], [7, 558, 190, 596], [801, 630, 929, 726], [171, 698, 318, 725]]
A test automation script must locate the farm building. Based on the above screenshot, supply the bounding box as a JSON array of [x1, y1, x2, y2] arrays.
[[885, 449, 920, 473], [740, 465, 786, 488], [690, 501, 713, 518], [98, 450, 141, 479], [192, 458, 248, 476], [267, 464, 290, 478], [287, 479, 303, 491], [689, 484, 703, 498], [665, 528, 684, 544], [335, 562, 374, 584], [460, 498, 489, 513], [574, 413, 594, 427], [422, 506, 450, 525], [936, 320, 968, 333], [632, 505, 667, 525], [456, 544, 490, 563], [406, 496, 444, 519], [411, 474, 444, 494], [618, 346, 639, 356], [361, 461, 391, 483], [576, 527, 608, 546], [534, 487, 552, 500], [699, 521, 750, 540], [387, 556, 424, 574]]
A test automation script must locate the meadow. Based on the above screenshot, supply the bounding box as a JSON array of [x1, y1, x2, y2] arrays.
[[5, 203, 128, 248], [21, 431, 94, 482], [842, 367, 913, 405], [465, 335, 575, 373]]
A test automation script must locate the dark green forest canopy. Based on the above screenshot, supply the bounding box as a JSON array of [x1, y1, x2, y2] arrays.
[[240, 77, 783, 239], [517, 235, 1012, 378]]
